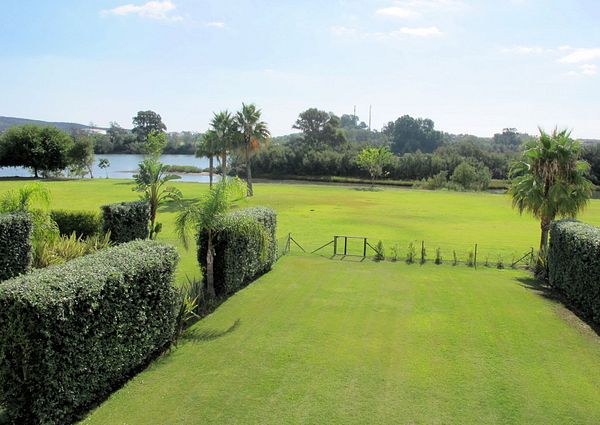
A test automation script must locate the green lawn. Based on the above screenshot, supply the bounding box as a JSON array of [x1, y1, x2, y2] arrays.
[[0, 179, 599, 283], [82, 255, 600, 424]]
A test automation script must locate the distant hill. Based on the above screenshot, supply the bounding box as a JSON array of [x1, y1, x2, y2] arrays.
[[0, 116, 105, 133], [580, 139, 600, 145]]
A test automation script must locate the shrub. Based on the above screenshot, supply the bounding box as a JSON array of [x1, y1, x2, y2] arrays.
[[420, 241, 427, 265], [373, 240, 385, 261], [466, 250, 475, 267], [419, 170, 448, 190], [548, 219, 600, 324], [34, 232, 112, 269], [51, 209, 102, 238], [0, 213, 33, 281], [452, 250, 458, 266], [496, 256, 504, 269], [435, 247, 442, 265], [449, 161, 492, 191], [390, 244, 399, 262], [0, 240, 179, 424], [406, 242, 416, 264], [198, 207, 277, 296], [101, 201, 150, 243]]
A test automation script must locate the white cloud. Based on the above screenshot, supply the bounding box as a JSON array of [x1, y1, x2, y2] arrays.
[[376, 7, 420, 19], [205, 21, 225, 28], [502, 46, 548, 55], [102, 1, 182, 21], [397, 26, 443, 37], [559, 48, 600, 64], [580, 64, 598, 75], [331, 25, 443, 40]]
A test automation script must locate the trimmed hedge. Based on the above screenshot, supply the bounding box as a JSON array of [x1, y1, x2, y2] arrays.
[[51, 209, 102, 238], [0, 212, 33, 281], [548, 219, 600, 324], [0, 240, 179, 424], [101, 201, 150, 243], [198, 207, 277, 296]]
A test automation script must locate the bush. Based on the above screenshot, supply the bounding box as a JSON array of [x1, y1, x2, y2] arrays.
[[449, 161, 492, 191], [0, 240, 179, 424], [0, 213, 33, 281], [198, 207, 277, 296], [406, 242, 416, 264], [548, 219, 600, 324], [373, 240, 385, 261], [101, 201, 150, 243], [51, 209, 102, 238]]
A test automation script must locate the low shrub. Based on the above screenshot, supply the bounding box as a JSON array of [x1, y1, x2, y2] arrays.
[[466, 250, 475, 267], [0, 240, 179, 424], [435, 247, 442, 265], [406, 242, 416, 264], [548, 219, 600, 324], [34, 232, 112, 268], [101, 201, 150, 243], [390, 244, 399, 262], [51, 210, 102, 238], [198, 207, 277, 296], [0, 213, 33, 281], [373, 240, 385, 262]]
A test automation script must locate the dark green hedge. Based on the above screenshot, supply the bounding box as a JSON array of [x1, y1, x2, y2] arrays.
[[101, 201, 149, 243], [198, 207, 277, 296], [0, 240, 179, 424], [548, 219, 600, 324], [0, 212, 33, 281], [51, 209, 102, 238]]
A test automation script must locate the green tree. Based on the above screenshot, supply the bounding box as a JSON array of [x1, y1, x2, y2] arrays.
[[69, 132, 95, 178], [0, 125, 73, 178], [210, 110, 239, 180], [386, 115, 442, 154], [293, 108, 347, 149], [98, 158, 111, 178], [144, 130, 168, 158], [133, 159, 182, 239], [236, 103, 270, 196], [355, 146, 393, 185], [175, 178, 247, 298], [509, 128, 593, 256], [132, 110, 167, 143], [196, 131, 221, 189], [450, 161, 492, 191]]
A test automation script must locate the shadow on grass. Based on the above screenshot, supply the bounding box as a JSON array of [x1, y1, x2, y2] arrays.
[[352, 186, 382, 192], [182, 319, 241, 343], [517, 277, 600, 337]]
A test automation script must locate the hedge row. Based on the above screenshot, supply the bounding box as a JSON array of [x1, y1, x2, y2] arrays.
[[0, 212, 33, 281], [548, 219, 600, 324], [198, 207, 277, 296], [51, 209, 102, 238], [101, 201, 150, 244], [0, 240, 179, 424]]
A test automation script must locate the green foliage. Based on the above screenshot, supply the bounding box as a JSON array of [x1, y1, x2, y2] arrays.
[[132, 110, 167, 142], [0, 213, 33, 281], [293, 108, 347, 150], [0, 125, 74, 178], [406, 242, 416, 264], [101, 201, 150, 243], [496, 256, 504, 269], [355, 146, 393, 184], [390, 244, 399, 262], [452, 250, 458, 266], [466, 250, 475, 267], [548, 219, 600, 324], [68, 132, 95, 178], [133, 158, 182, 239], [197, 207, 276, 296], [373, 240, 385, 261], [144, 130, 168, 158], [0, 240, 179, 424], [51, 209, 102, 237], [510, 128, 593, 252], [418, 170, 449, 190], [34, 232, 112, 268], [449, 161, 492, 191], [386, 115, 443, 154], [236, 103, 271, 196]]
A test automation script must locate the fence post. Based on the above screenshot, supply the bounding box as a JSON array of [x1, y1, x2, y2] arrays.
[[363, 238, 367, 257], [286, 233, 291, 254], [474, 243, 478, 269], [333, 236, 337, 256], [421, 241, 425, 264], [344, 237, 347, 256]]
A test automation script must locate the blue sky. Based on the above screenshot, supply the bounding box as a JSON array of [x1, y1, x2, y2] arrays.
[[1, 0, 599, 137]]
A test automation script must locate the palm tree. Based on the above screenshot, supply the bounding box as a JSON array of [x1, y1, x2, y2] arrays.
[[209, 111, 239, 181], [235, 103, 270, 196], [509, 128, 592, 257], [133, 158, 182, 239], [175, 178, 246, 298], [196, 131, 221, 189]]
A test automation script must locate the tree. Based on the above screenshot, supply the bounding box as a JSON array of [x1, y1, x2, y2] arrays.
[[210, 110, 239, 180], [68, 132, 95, 178], [355, 146, 393, 185], [0, 125, 73, 178], [196, 131, 221, 189], [236, 103, 270, 196], [449, 160, 492, 191], [509, 128, 593, 258], [582, 143, 600, 185], [98, 158, 111, 178], [293, 108, 347, 149], [106, 122, 137, 153], [175, 178, 247, 298], [387, 115, 443, 154], [133, 158, 182, 239], [144, 130, 168, 158], [132, 110, 167, 143]]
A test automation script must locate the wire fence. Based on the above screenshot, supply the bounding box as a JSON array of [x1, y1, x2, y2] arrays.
[[276, 233, 536, 270]]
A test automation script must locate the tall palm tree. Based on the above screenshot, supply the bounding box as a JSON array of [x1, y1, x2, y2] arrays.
[[175, 178, 246, 298], [196, 131, 221, 189], [509, 128, 592, 257], [235, 103, 270, 196], [209, 111, 239, 181], [133, 158, 182, 239]]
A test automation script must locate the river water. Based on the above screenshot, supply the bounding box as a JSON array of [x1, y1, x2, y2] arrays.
[[0, 154, 216, 183]]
